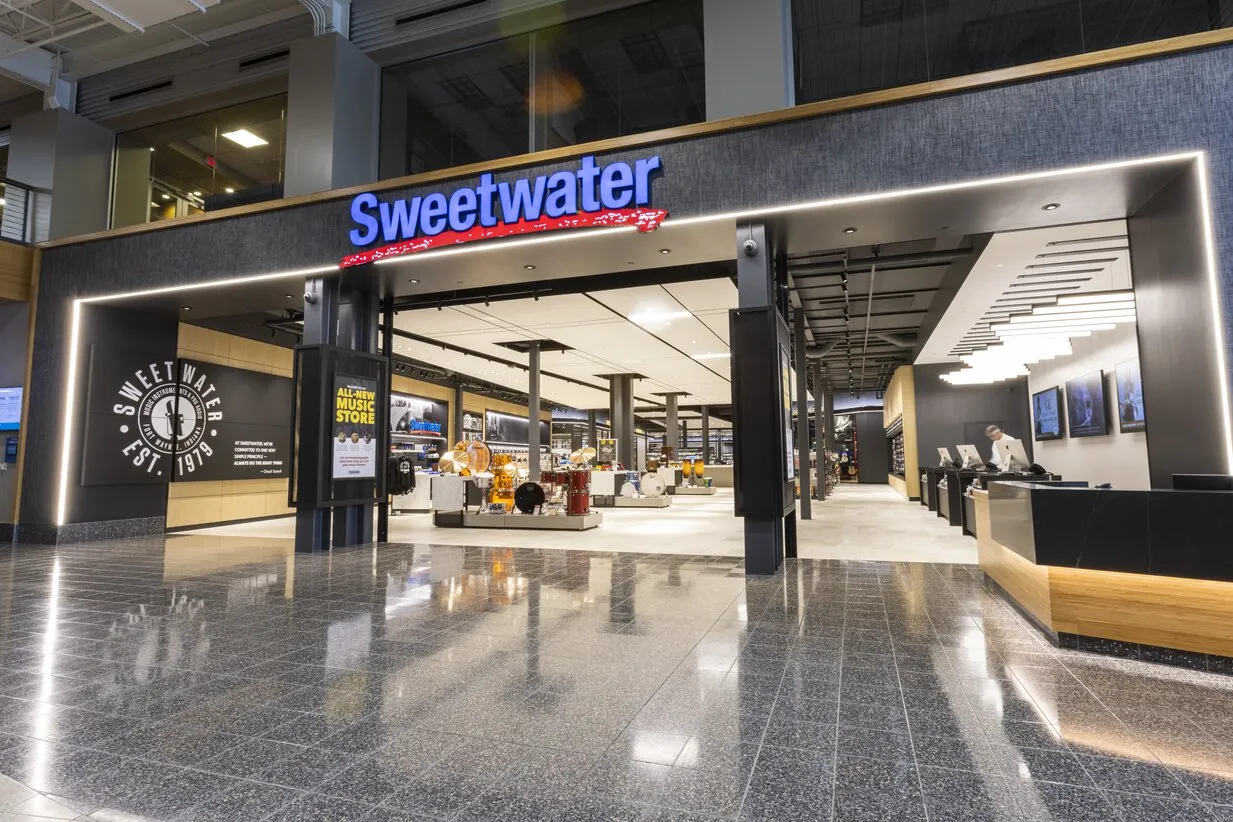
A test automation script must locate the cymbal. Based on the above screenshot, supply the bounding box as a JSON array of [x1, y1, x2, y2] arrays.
[[439, 450, 462, 473], [465, 441, 491, 474], [569, 447, 597, 465]]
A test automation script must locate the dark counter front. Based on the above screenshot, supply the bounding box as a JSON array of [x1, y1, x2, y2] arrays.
[[988, 482, 1233, 583]]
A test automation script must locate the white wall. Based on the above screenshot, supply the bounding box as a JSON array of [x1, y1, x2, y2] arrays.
[[1026, 323, 1150, 489]]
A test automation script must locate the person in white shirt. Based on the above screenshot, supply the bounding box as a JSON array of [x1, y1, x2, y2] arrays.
[[985, 425, 1018, 471]]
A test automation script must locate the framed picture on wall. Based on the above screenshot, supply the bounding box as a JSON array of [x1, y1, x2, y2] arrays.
[[1066, 371, 1110, 438], [1115, 359, 1146, 433], [1031, 386, 1065, 441]]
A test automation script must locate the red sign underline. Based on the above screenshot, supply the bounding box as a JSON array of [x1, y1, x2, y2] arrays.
[[340, 208, 669, 268]]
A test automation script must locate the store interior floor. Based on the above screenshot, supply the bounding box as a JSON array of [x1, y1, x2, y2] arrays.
[[183, 484, 977, 564]]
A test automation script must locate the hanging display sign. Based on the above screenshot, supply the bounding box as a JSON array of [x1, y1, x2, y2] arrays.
[[332, 375, 378, 479], [390, 393, 448, 439], [342, 154, 667, 267], [81, 353, 292, 485], [597, 438, 618, 465]]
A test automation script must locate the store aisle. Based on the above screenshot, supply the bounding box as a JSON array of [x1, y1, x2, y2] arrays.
[[799, 483, 978, 564], [183, 483, 975, 563]]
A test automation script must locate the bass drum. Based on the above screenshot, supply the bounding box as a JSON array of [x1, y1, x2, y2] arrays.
[[513, 482, 546, 514], [567, 469, 591, 515], [640, 472, 666, 498]]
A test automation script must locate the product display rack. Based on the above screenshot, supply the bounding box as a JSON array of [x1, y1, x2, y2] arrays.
[[885, 415, 906, 479]]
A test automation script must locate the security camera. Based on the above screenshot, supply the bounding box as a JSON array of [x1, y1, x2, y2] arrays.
[[303, 291, 317, 305], [742, 239, 758, 257]]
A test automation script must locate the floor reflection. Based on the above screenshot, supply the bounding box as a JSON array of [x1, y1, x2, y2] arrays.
[[0, 538, 1231, 820]]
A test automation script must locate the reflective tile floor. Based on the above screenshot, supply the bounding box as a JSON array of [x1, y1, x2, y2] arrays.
[[3, 537, 1233, 820]]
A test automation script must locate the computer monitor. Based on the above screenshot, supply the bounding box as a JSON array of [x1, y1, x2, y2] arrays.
[[995, 438, 1032, 473], [937, 447, 955, 467], [1173, 474, 1233, 491], [955, 444, 983, 469]]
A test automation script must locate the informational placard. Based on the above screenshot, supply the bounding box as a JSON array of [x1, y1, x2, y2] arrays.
[[390, 393, 448, 439], [597, 438, 618, 465], [0, 386, 21, 431], [332, 374, 378, 479], [1116, 359, 1146, 433], [81, 352, 292, 485]]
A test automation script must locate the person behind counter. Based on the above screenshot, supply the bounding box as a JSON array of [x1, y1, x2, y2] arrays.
[[985, 425, 1019, 471]]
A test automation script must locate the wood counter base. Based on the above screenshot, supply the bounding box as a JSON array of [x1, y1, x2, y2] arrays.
[[973, 490, 1233, 668]]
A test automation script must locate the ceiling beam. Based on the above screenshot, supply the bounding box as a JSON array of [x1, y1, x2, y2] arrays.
[[0, 30, 75, 107]]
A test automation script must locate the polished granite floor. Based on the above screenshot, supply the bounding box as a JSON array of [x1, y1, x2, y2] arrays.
[[2, 538, 1233, 821]]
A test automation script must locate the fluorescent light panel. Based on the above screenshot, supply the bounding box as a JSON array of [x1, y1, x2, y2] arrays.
[[222, 129, 268, 148]]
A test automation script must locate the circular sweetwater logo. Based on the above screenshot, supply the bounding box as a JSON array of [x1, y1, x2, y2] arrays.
[[113, 361, 222, 478]]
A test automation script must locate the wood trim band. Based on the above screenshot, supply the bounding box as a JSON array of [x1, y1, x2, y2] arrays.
[[40, 27, 1233, 251]]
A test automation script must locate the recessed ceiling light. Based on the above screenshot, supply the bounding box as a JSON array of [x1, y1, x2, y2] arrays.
[[182, 306, 192, 311], [524, 264, 536, 270], [284, 294, 293, 299], [409, 278, 419, 284], [843, 227, 857, 234], [224, 187, 235, 194], [222, 129, 268, 148], [191, 191, 201, 196], [161, 194, 170, 200], [1042, 203, 1061, 211], [659, 248, 671, 254]]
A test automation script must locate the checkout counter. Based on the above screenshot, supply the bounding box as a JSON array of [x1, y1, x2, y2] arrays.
[[974, 480, 1233, 667]]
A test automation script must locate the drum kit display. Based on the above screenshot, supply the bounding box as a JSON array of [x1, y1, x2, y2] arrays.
[[437, 438, 592, 517]]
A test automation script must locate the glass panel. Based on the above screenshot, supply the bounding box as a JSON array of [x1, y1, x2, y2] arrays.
[[794, 0, 1233, 105], [379, 0, 705, 179], [537, 0, 705, 148], [113, 95, 287, 227], [385, 36, 532, 175]]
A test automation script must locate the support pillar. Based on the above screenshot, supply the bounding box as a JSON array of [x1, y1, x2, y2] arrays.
[[795, 308, 811, 519], [285, 32, 381, 197], [663, 393, 685, 454], [452, 384, 464, 445], [587, 410, 597, 450], [377, 297, 393, 542], [527, 341, 541, 482], [731, 222, 796, 574], [332, 276, 378, 549], [700, 405, 711, 463], [295, 276, 339, 553], [608, 375, 634, 468]]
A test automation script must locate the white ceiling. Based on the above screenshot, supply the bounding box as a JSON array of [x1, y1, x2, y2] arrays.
[[392, 279, 738, 412], [916, 220, 1132, 364]]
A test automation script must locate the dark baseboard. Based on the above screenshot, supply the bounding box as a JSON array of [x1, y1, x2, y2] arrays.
[[13, 516, 165, 545]]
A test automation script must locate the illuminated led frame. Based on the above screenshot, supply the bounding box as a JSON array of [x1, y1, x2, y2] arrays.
[[54, 151, 1233, 526]]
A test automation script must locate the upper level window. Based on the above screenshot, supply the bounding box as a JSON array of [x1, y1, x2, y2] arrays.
[[112, 96, 287, 228], [380, 0, 704, 178], [793, 0, 1231, 104]]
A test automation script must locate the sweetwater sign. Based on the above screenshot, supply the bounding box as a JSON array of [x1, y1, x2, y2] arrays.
[[342, 155, 666, 266]]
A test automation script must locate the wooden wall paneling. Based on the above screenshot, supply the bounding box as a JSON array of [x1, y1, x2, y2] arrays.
[[1049, 567, 1233, 657], [883, 366, 919, 498], [974, 490, 1054, 628], [0, 241, 34, 302]]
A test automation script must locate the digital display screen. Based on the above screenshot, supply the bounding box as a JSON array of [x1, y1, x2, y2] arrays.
[[0, 386, 21, 431], [1031, 386, 1065, 441], [1066, 371, 1110, 438], [1115, 359, 1146, 433]]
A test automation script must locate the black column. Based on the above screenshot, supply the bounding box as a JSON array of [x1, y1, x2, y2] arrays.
[[377, 298, 393, 542], [795, 307, 811, 519], [528, 341, 541, 481], [295, 276, 339, 553], [731, 222, 796, 574], [587, 409, 597, 449], [452, 383, 464, 445]]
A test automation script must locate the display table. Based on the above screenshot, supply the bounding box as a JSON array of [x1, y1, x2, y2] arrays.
[[921, 466, 948, 512], [978, 481, 1233, 666], [392, 480, 432, 513], [675, 486, 716, 496], [433, 511, 602, 530]]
